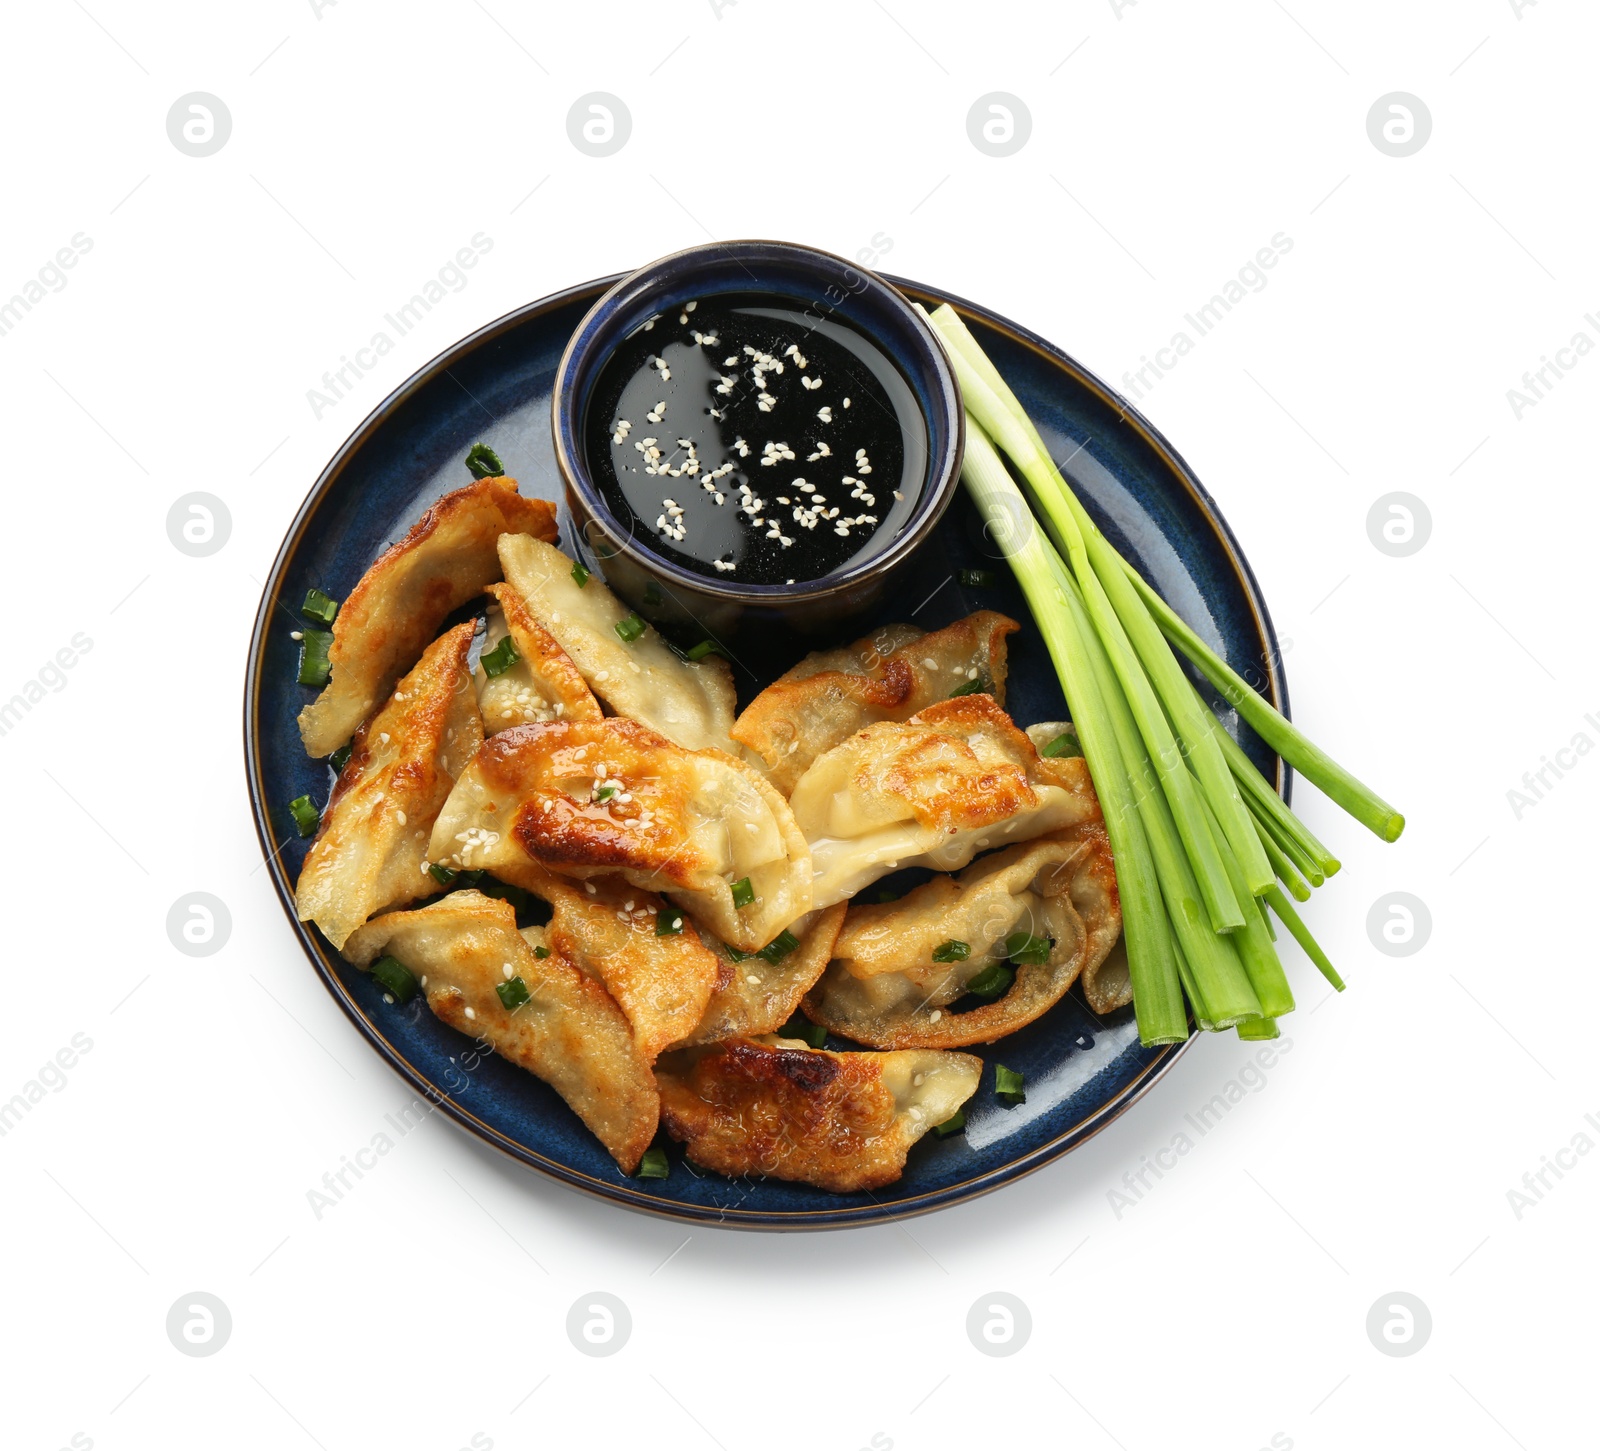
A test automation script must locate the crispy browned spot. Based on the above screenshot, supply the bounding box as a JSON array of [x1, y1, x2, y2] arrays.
[[658, 1040, 909, 1192]]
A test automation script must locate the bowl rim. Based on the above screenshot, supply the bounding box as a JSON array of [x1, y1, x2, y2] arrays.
[[243, 268, 1291, 1231], [549, 237, 965, 602]]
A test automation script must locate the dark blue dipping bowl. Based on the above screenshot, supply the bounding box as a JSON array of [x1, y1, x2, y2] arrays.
[[551, 240, 964, 639]]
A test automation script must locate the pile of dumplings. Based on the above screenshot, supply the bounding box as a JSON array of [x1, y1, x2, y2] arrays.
[[292, 474, 1127, 1192]]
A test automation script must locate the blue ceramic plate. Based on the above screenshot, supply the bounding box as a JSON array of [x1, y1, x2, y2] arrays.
[[245, 271, 1289, 1230]]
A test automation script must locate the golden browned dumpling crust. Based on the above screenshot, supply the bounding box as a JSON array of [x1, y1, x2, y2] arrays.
[[487, 861, 724, 1063], [789, 694, 1104, 908], [803, 819, 1122, 1049], [427, 717, 813, 952], [732, 612, 1020, 793], [475, 581, 603, 733], [297, 476, 557, 757], [497, 534, 736, 754], [295, 621, 482, 948], [655, 1039, 980, 1192], [344, 890, 659, 1172], [670, 904, 848, 1049]]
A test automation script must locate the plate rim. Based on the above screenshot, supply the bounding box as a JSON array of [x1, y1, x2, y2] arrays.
[[243, 269, 1290, 1231]]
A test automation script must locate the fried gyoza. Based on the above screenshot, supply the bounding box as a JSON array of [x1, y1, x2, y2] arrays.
[[732, 612, 1020, 793], [671, 904, 848, 1049], [344, 891, 658, 1171], [803, 823, 1122, 1049], [295, 622, 482, 949], [428, 717, 812, 953], [655, 1038, 981, 1192], [788, 694, 1104, 908], [488, 863, 724, 1062], [298, 477, 558, 758], [475, 582, 602, 734], [497, 534, 736, 753]]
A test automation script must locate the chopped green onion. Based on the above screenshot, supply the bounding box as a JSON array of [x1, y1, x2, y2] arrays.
[[480, 635, 521, 678], [288, 794, 320, 837], [636, 1146, 670, 1179], [571, 560, 591, 588], [1004, 931, 1051, 966], [656, 909, 685, 937], [948, 675, 990, 698], [533, 944, 550, 959], [465, 443, 503, 479], [614, 613, 646, 643], [496, 975, 531, 1010], [871, 887, 901, 903], [994, 1064, 1026, 1107], [780, 1014, 828, 1049], [958, 568, 997, 587], [428, 862, 459, 888], [297, 629, 333, 687], [932, 939, 971, 963], [1040, 730, 1083, 759], [370, 955, 418, 1004], [594, 786, 618, 803], [643, 581, 663, 608], [685, 639, 724, 661], [964, 961, 1015, 1001], [759, 929, 800, 964], [722, 942, 754, 963], [301, 588, 340, 626], [932, 1109, 967, 1138], [730, 876, 755, 909], [329, 741, 353, 772], [1237, 1017, 1280, 1041]]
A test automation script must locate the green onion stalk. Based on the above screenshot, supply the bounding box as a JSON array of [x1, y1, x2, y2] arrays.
[[961, 424, 1186, 1043], [936, 304, 1384, 1041]]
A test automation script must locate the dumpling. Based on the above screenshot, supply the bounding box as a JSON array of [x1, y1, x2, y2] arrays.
[[655, 1038, 981, 1192], [803, 823, 1122, 1049], [671, 904, 848, 1049], [475, 582, 602, 734], [489, 863, 724, 1062], [788, 694, 1103, 908], [295, 622, 482, 949], [427, 717, 813, 953], [497, 534, 736, 753], [732, 611, 1020, 793], [344, 890, 659, 1172], [298, 476, 558, 758]]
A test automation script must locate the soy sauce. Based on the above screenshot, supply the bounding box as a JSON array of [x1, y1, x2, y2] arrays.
[[585, 294, 925, 585]]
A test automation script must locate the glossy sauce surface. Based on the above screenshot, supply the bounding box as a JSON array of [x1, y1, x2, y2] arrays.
[[586, 294, 925, 585]]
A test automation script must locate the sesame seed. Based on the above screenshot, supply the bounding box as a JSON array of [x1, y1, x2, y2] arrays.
[[464, 1006, 476, 1019]]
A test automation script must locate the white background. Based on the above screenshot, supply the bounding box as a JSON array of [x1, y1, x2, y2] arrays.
[[2, 2, 1592, 1448]]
